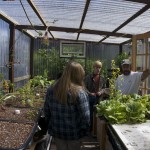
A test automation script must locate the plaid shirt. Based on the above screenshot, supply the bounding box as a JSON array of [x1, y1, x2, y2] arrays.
[[44, 87, 90, 140]]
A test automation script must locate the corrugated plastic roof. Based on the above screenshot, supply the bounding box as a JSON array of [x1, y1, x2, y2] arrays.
[[0, 0, 150, 44]]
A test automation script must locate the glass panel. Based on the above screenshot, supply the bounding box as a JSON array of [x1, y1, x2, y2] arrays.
[[147, 55, 150, 68], [0, 1, 42, 25], [83, 0, 144, 31], [139, 82, 144, 87], [79, 33, 103, 42], [148, 38, 150, 54], [119, 8, 150, 35], [147, 89, 150, 94], [34, 0, 85, 28], [0, 20, 9, 81], [137, 39, 146, 54], [136, 55, 145, 71], [13, 30, 31, 90], [14, 79, 29, 89], [103, 36, 130, 44], [52, 31, 78, 40], [147, 77, 150, 89]]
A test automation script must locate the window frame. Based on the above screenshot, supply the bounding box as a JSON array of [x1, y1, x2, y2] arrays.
[[60, 41, 86, 58]]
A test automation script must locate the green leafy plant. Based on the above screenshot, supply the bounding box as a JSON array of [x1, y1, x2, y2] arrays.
[[34, 47, 68, 79], [0, 93, 16, 106], [0, 73, 4, 81], [96, 60, 150, 124], [96, 93, 149, 124], [16, 82, 35, 105], [30, 72, 51, 88], [109, 60, 120, 98], [114, 52, 129, 67]]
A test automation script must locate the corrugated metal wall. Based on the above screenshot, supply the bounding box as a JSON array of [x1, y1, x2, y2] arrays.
[[33, 39, 119, 79], [86, 42, 119, 69], [33, 39, 61, 79]]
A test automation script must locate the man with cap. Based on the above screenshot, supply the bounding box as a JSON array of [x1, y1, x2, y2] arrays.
[[115, 59, 150, 95]]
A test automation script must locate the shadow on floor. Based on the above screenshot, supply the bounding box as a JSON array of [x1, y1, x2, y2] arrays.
[[81, 136, 100, 150], [31, 134, 100, 150]]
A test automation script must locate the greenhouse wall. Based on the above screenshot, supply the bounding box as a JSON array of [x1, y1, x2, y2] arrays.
[[14, 29, 31, 89], [0, 19, 10, 81], [33, 38, 61, 79], [86, 42, 119, 69], [0, 18, 120, 88], [33, 39, 120, 80], [0, 19, 31, 89]]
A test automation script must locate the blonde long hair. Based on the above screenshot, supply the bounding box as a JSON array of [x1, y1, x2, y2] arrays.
[[53, 61, 85, 104]]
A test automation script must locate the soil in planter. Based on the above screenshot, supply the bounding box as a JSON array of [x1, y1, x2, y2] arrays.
[[4, 98, 45, 109], [0, 106, 40, 122], [0, 121, 34, 149], [34, 86, 47, 99]]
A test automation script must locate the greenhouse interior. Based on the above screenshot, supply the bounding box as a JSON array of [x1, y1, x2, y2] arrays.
[[0, 0, 150, 150]]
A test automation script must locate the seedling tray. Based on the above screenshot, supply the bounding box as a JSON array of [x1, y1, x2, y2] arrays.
[[0, 107, 42, 123], [0, 120, 38, 150]]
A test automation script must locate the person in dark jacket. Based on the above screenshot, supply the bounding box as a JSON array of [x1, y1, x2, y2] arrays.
[[84, 60, 109, 131], [44, 61, 90, 150]]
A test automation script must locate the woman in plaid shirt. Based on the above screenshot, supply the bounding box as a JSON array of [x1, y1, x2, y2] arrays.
[[44, 61, 90, 150]]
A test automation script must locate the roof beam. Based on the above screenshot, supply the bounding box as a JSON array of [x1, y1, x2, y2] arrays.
[[27, 0, 54, 39], [15, 25, 132, 38], [76, 0, 91, 40], [98, 4, 150, 43], [0, 12, 17, 25], [113, 4, 150, 33], [37, 37, 120, 45], [16, 25, 46, 30], [125, 0, 150, 5]]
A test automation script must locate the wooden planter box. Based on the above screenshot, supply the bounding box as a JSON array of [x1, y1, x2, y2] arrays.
[[96, 117, 113, 150]]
